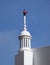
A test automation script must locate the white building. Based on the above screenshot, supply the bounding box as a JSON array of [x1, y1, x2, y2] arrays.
[[15, 10, 50, 65]]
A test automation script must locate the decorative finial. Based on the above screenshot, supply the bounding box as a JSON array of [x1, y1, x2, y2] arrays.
[[23, 9, 28, 31], [23, 9, 28, 16]]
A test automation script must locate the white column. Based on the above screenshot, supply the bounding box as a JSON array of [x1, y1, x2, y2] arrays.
[[26, 39, 27, 47], [23, 38, 24, 48], [27, 38, 28, 47], [19, 40, 21, 48], [21, 39, 22, 48], [25, 38, 26, 47], [29, 39, 31, 47]]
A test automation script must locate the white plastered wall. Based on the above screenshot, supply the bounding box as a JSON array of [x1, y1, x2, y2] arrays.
[[33, 46, 50, 65], [24, 50, 33, 65], [15, 46, 50, 65], [15, 49, 33, 65], [15, 51, 24, 65]]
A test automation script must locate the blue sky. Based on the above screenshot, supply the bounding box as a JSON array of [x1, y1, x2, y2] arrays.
[[0, 0, 50, 65]]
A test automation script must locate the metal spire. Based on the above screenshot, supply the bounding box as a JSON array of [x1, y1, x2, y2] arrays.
[[23, 9, 28, 31]]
